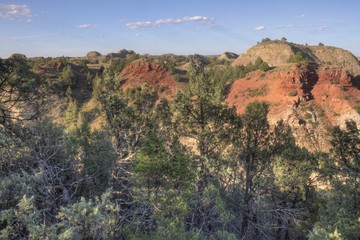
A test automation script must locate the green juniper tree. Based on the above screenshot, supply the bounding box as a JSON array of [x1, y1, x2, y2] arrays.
[[173, 65, 238, 235], [313, 120, 360, 239], [225, 101, 317, 239], [0, 57, 43, 129]]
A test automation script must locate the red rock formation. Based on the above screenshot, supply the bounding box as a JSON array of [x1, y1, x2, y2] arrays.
[[226, 63, 360, 151], [120, 59, 180, 98], [317, 66, 352, 86]]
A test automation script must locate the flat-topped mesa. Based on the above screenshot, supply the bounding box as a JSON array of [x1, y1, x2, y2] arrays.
[[232, 41, 360, 76]]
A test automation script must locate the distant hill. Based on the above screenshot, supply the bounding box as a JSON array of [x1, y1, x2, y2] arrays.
[[217, 52, 239, 61], [86, 51, 102, 58], [105, 49, 135, 59]]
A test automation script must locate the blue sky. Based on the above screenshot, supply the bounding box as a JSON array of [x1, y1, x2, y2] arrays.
[[1, 0, 359, 57]]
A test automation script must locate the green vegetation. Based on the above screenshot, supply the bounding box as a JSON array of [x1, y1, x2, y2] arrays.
[[108, 53, 140, 73], [287, 51, 309, 64], [172, 73, 181, 82], [162, 60, 176, 73], [0, 57, 43, 125], [261, 37, 272, 43], [339, 85, 346, 91], [288, 90, 298, 96], [206, 57, 270, 85], [58, 64, 76, 90], [0, 57, 359, 240], [355, 105, 360, 114], [245, 84, 268, 97], [314, 121, 360, 239], [304, 112, 312, 120]]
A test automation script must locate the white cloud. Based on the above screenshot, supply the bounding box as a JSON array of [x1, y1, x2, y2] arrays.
[[126, 16, 214, 29], [0, 4, 31, 21], [294, 14, 305, 19], [254, 26, 265, 31], [277, 24, 312, 29], [76, 24, 97, 29], [317, 25, 330, 32]]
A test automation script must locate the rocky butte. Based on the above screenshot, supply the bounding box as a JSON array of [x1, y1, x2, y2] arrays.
[[228, 41, 360, 151]]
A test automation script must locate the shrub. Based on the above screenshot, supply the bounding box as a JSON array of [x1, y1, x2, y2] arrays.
[[287, 52, 309, 64], [254, 57, 270, 71], [289, 90, 298, 96], [355, 105, 360, 114], [159, 86, 169, 93], [304, 112, 312, 120], [173, 74, 181, 82], [245, 84, 268, 97], [261, 37, 271, 43], [59, 65, 76, 89]]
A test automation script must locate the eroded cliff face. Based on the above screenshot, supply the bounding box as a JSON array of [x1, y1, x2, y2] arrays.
[[313, 66, 360, 129], [226, 63, 360, 151]]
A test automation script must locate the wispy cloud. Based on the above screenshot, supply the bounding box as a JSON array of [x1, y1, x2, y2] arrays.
[[0, 4, 31, 22], [0, 33, 55, 41], [277, 24, 313, 29], [321, 18, 341, 24], [293, 14, 305, 19], [126, 16, 214, 29], [321, 18, 332, 23], [317, 25, 330, 32], [76, 24, 98, 29], [254, 26, 265, 31]]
